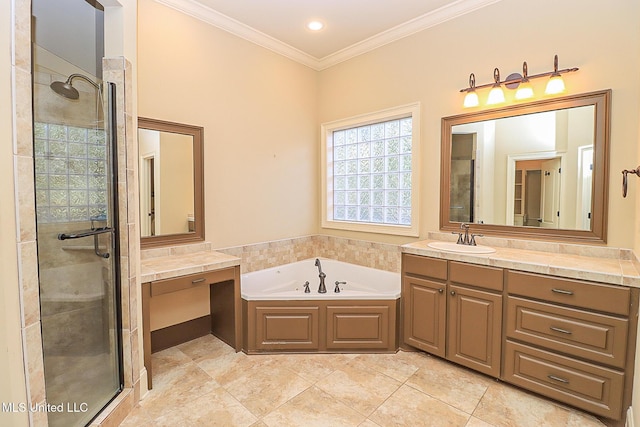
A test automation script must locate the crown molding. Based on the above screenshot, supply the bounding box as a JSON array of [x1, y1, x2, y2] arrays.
[[154, 0, 501, 71]]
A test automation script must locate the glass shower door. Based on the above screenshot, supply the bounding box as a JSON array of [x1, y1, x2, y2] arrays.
[[32, 1, 123, 425]]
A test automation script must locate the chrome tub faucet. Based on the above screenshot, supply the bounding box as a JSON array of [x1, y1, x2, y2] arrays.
[[314, 258, 327, 293]]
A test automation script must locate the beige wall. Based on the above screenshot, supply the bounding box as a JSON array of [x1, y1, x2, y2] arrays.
[[317, 0, 640, 248], [159, 132, 194, 235], [137, 0, 318, 249], [0, 0, 29, 423]]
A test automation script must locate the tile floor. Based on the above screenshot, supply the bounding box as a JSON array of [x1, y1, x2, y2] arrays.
[[121, 335, 607, 426]]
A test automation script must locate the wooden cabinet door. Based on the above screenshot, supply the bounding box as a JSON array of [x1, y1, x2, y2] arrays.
[[447, 284, 502, 377], [403, 275, 446, 357]]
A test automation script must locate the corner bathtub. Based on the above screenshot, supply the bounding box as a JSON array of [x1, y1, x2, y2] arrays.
[[241, 258, 400, 353]]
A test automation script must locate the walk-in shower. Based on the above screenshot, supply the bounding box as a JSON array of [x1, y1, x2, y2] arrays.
[[32, 0, 123, 425]]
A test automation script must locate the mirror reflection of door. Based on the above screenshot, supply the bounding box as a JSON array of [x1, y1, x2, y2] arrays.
[[524, 170, 541, 226], [577, 146, 593, 230], [140, 156, 156, 236], [514, 160, 543, 227], [540, 157, 562, 228]]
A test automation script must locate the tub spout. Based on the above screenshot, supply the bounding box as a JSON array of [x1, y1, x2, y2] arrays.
[[314, 259, 327, 293]]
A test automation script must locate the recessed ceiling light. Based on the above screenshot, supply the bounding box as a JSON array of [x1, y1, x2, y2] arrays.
[[306, 20, 324, 31]]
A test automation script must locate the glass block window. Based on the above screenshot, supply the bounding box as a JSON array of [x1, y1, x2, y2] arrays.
[[321, 103, 421, 236], [33, 122, 108, 223]]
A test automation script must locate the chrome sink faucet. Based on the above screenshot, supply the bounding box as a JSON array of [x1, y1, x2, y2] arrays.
[[314, 258, 327, 293], [454, 223, 483, 246]]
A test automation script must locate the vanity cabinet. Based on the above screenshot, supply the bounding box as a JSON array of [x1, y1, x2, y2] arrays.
[[504, 270, 635, 419], [402, 253, 639, 422], [402, 254, 503, 376]]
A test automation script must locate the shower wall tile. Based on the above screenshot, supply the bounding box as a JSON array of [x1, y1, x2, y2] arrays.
[[18, 241, 40, 328], [126, 168, 139, 225], [23, 322, 46, 421], [15, 155, 36, 243], [12, 0, 31, 71], [13, 67, 33, 157]]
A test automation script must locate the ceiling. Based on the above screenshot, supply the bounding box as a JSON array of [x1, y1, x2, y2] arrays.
[[154, 0, 501, 70]]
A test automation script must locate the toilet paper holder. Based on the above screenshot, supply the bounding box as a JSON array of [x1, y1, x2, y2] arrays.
[[622, 166, 640, 198]]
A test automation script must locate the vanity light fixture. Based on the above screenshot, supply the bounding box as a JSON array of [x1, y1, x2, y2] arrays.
[[486, 68, 505, 105], [463, 73, 479, 107], [514, 62, 534, 100], [460, 55, 578, 107], [545, 54, 566, 95]]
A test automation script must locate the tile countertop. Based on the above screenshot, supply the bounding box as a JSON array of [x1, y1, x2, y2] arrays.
[[140, 250, 240, 283], [402, 235, 640, 288]]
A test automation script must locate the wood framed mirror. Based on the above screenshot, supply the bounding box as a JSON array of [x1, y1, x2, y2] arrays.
[[440, 90, 610, 243], [138, 117, 204, 248]]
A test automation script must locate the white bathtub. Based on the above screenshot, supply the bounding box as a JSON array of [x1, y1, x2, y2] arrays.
[[241, 258, 400, 301]]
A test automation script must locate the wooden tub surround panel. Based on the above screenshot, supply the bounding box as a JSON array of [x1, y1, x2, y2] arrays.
[[401, 253, 639, 424], [245, 299, 398, 353]]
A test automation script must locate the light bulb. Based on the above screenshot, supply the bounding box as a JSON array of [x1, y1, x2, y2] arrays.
[[545, 75, 565, 95], [515, 80, 534, 100], [487, 86, 505, 105], [463, 91, 479, 108]]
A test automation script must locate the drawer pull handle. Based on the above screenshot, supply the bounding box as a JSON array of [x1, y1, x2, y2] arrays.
[[550, 326, 572, 335], [191, 278, 206, 284], [551, 288, 574, 295], [547, 374, 570, 384]]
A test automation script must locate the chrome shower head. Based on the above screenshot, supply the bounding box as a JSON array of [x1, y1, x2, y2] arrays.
[[50, 79, 80, 100], [50, 73, 100, 100]]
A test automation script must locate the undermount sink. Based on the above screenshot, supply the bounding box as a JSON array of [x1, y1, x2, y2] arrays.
[[427, 241, 496, 254]]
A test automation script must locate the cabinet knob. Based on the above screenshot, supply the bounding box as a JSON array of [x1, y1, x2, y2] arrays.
[[438, 288, 444, 293], [450, 290, 456, 296]]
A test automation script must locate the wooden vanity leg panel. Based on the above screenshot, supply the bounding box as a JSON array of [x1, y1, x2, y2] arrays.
[[234, 266, 242, 352]]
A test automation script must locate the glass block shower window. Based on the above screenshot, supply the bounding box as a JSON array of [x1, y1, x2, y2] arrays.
[[332, 116, 412, 225], [33, 122, 108, 223]]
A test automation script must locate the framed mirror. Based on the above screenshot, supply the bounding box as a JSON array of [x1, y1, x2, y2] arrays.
[[440, 90, 610, 243], [138, 117, 204, 248]]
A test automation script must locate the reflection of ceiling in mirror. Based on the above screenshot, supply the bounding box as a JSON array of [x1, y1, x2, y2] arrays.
[[449, 105, 595, 231]]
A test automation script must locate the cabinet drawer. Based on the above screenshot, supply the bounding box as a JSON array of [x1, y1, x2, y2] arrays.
[[450, 261, 503, 291], [504, 341, 624, 420], [403, 254, 447, 280], [507, 271, 630, 316], [151, 268, 235, 296], [506, 297, 628, 368]]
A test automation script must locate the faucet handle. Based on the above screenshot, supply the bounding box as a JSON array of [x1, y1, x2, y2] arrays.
[[470, 234, 483, 246], [334, 281, 346, 293], [303, 281, 310, 293], [452, 231, 464, 244]]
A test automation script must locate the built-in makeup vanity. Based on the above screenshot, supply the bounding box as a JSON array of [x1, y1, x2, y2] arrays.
[[140, 248, 241, 389], [401, 238, 640, 424]]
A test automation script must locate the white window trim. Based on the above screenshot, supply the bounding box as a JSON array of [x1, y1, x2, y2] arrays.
[[320, 102, 421, 237]]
